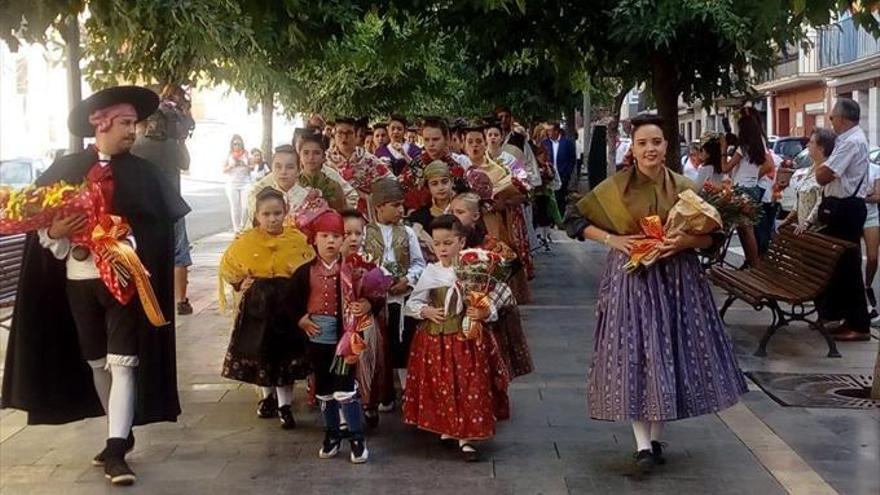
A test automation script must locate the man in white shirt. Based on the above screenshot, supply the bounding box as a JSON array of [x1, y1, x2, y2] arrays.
[[815, 97, 871, 341]]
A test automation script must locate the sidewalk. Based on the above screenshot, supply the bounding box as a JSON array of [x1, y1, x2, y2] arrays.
[[1, 231, 877, 494]]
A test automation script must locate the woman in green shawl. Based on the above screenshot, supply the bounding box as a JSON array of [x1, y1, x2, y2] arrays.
[[564, 114, 747, 473]]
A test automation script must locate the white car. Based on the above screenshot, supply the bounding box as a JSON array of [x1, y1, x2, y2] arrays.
[[779, 148, 813, 213]]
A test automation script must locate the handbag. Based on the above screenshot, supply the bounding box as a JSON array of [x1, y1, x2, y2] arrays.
[[817, 167, 866, 225]]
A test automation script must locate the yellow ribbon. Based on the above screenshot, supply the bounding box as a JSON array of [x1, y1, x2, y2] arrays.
[[92, 216, 169, 328]]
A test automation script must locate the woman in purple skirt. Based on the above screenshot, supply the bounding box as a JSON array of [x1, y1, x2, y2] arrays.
[[564, 114, 747, 472]]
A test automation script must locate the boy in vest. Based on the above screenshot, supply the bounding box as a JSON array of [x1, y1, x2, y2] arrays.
[[363, 178, 425, 415]]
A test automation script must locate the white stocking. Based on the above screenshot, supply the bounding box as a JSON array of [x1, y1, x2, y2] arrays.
[[650, 421, 664, 442], [632, 421, 652, 451], [260, 387, 274, 400], [397, 369, 407, 390], [108, 364, 136, 439], [275, 385, 293, 407], [87, 358, 111, 413]]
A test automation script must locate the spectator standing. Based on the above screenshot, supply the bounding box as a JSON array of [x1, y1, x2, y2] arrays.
[[814, 98, 871, 341], [542, 123, 577, 213], [224, 134, 252, 233]]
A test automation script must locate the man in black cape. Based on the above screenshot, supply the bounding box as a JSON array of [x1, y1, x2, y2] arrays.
[[1, 85, 190, 486]]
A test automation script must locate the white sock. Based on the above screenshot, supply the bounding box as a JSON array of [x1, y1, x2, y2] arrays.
[[650, 421, 663, 442], [260, 386, 274, 399], [87, 359, 111, 413], [275, 385, 293, 407], [632, 421, 651, 451], [396, 369, 407, 390], [108, 364, 136, 439]]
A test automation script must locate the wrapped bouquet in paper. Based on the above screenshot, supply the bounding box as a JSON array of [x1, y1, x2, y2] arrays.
[[0, 180, 167, 326], [0, 181, 90, 234], [624, 189, 723, 272], [454, 248, 505, 341], [332, 253, 393, 384]]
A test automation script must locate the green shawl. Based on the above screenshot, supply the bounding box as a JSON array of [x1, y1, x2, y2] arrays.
[[576, 166, 695, 235]]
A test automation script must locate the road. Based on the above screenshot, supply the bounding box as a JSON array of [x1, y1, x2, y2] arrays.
[[181, 177, 231, 242]]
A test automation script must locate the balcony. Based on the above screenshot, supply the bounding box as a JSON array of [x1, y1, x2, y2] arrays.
[[818, 16, 880, 70], [753, 37, 822, 92]]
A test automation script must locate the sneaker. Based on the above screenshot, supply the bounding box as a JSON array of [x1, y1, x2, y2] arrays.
[[92, 431, 135, 467], [176, 299, 194, 316], [103, 438, 136, 486], [318, 431, 341, 459], [377, 400, 395, 413], [651, 441, 667, 465], [634, 449, 656, 472], [350, 439, 369, 464], [364, 408, 379, 429], [278, 405, 296, 430], [256, 396, 278, 419]]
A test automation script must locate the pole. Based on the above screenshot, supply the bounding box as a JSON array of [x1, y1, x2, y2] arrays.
[[63, 15, 83, 154], [581, 84, 591, 180]]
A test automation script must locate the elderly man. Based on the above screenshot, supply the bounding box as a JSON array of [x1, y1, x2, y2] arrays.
[[1, 86, 190, 485], [815, 98, 871, 341]]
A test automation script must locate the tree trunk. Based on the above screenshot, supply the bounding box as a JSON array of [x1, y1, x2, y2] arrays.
[[606, 86, 629, 178], [650, 52, 682, 173], [564, 107, 576, 140], [260, 90, 274, 163], [62, 15, 83, 154]]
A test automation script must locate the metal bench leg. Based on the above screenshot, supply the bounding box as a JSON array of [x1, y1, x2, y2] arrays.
[[815, 323, 842, 358], [754, 303, 787, 357], [719, 295, 737, 322]]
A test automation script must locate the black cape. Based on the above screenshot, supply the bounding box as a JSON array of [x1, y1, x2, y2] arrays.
[[1, 147, 191, 425]]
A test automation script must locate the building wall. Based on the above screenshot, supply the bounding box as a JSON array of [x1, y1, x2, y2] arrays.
[[772, 84, 826, 137]]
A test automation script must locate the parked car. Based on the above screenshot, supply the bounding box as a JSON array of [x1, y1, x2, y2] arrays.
[[0, 158, 46, 189], [771, 136, 808, 162], [778, 148, 813, 214], [870, 147, 879, 166]]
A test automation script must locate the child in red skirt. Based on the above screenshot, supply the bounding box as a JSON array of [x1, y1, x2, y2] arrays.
[[403, 214, 509, 462]]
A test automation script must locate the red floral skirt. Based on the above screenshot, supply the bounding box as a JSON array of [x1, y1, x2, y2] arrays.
[[403, 329, 509, 439]]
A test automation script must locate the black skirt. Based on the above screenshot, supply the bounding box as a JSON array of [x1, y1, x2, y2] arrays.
[[222, 278, 309, 386]]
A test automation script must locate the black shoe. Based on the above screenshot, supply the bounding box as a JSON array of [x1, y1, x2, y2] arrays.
[[278, 405, 296, 430], [460, 443, 480, 462], [634, 449, 656, 472], [867, 288, 878, 308], [318, 431, 341, 459], [176, 299, 194, 315], [364, 408, 379, 429], [92, 431, 135, 467], [103, 438, 137, 485], [350, 439, 369, 464], [651, 441, 667, 465], [256, 396, 278, 419]]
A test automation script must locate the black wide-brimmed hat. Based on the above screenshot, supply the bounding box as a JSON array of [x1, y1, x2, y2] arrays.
[[68, 85, 159, 137]]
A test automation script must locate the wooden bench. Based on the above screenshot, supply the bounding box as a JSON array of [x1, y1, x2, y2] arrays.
[[0, 234, 26, 330], [708, 225, 855, 358]]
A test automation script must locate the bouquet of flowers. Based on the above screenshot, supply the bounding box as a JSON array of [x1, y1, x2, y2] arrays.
[[699, 181, 762, 227], [340, 161, 391, 195], [454, 248, 505, 341], [0, 180, 168, 326], [332, 253, 394, 385], [291, 189, 329, 234], [624, 189, 723, 272], [0, 181, 90, 234]]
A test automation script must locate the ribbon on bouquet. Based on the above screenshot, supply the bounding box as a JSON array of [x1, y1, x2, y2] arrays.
[[90, 214, 169, 327], [623, 215, 666, 272]]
